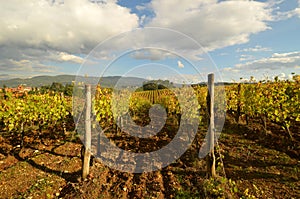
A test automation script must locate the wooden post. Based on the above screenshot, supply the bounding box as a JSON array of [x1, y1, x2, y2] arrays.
[[236, 83, 241, 123], [60, 92, 67, 134], [82, 84, 92, 179], [206, 74, 216, 178], [97, 132, 101, 157]]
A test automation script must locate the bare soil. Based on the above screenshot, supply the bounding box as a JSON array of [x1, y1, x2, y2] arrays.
[[0, 115, 299, 198]]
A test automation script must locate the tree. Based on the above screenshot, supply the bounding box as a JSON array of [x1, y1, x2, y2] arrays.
[[64, 83, 74, 96], [40, 85, 50, 94], [142, 79, 175, 91], [143, 82, 158, 91], [2, 84, 7, 93], [50, 82, 64, 92], [158, 84, 167, 89], [292, 74, 300, 83]]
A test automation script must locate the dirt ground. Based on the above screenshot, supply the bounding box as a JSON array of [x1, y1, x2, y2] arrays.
[[0, 115, 299, 198]]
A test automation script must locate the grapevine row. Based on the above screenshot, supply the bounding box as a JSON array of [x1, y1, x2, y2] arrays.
[[226, 78, 300, 139]]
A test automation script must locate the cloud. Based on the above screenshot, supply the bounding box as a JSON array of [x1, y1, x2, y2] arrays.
[[57, 52, 83, 64], [236, 51, 300, 70], [0, 59, 58, 73], [0, 57, 62, 80], [177, 60, 184, 68], [239, 54, 256, 61], [167, 74, 203, 84], [130, 49, 175, 61], [0, 46, 83, 74], [236, 45, 272, 53], [0, 0, 138, 54], [222, 67, 240, 73], [273, 10, 298, 21], [0, 0, 139, 77], [266, 0, 285, 8], [272, 0, 300, 20], [220, 51, 300, 82], [268, 0, 300, 21], [1, 0, 296, 81], [295, 0, 300, 18], [0, 74, 9, 80], [84, 28, 209, 63], [85, 0, 276, 62], [146, 76, 153, 80], [147, 0, 273, 51], [136, 5, 147, 11]]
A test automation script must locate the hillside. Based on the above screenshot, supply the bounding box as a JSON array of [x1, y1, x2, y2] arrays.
[[0, 75, 147, 88]]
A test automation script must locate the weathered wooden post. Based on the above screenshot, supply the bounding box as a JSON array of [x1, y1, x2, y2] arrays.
[[82, 84, 92, 179], [236, 83, 241, 123], [60, 92, 67, 134], [206, 73, 216, 178]]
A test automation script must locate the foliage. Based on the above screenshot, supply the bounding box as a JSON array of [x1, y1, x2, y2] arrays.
[[202, 177, 259, 199], [226, 75, 300, 139], [0, 93, 71, 133], [38, 82, 74, 96], [92, 86, 204, 130], [142, 79, 174, 91], [143, 82, 159, 91], [93, 86, 114, 128]]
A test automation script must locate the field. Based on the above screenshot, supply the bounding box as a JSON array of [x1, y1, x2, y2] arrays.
[[0, 79, 299, 198]]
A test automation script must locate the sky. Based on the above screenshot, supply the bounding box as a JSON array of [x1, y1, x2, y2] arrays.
[[0, 0, 300, 83]]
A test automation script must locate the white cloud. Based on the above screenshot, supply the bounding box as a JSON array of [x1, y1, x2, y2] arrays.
[[89, 0, 276, 63], [266, 0, 285, 8], [220, 51, 300, 82], [177, 60, 184, 68], [136, 5, 146, 11], [0, 58, 58, 74], [0, 47, 83, 74], [84, 27, 209, 64], [130, 49, 175, 61], [147, 0, 273, 51], [57, 52, 83, 64], [167, 74, 203, 84], [273, 10, 298, 21], [295, 0, 300, 17], [146, 75, 153, 80], [236, 51, 300, 70], [1, 0, 297, 81], [0, 0, 138, 76], [239, 54, 256, 61], [270, 0, 300, 20], [222, 67, 240, 73], [237, 45, 272, 53], [0, 0, 138, 54]]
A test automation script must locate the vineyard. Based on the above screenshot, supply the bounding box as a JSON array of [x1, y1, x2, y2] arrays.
[[0, 77, 299, 198]]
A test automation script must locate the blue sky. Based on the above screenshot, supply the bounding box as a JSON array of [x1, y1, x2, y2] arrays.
[[0, 0, 300, 83]]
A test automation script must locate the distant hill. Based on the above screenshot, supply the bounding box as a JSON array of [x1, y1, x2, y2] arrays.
[[0, 74, 233, 88], [0, 75, 147, 88]]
